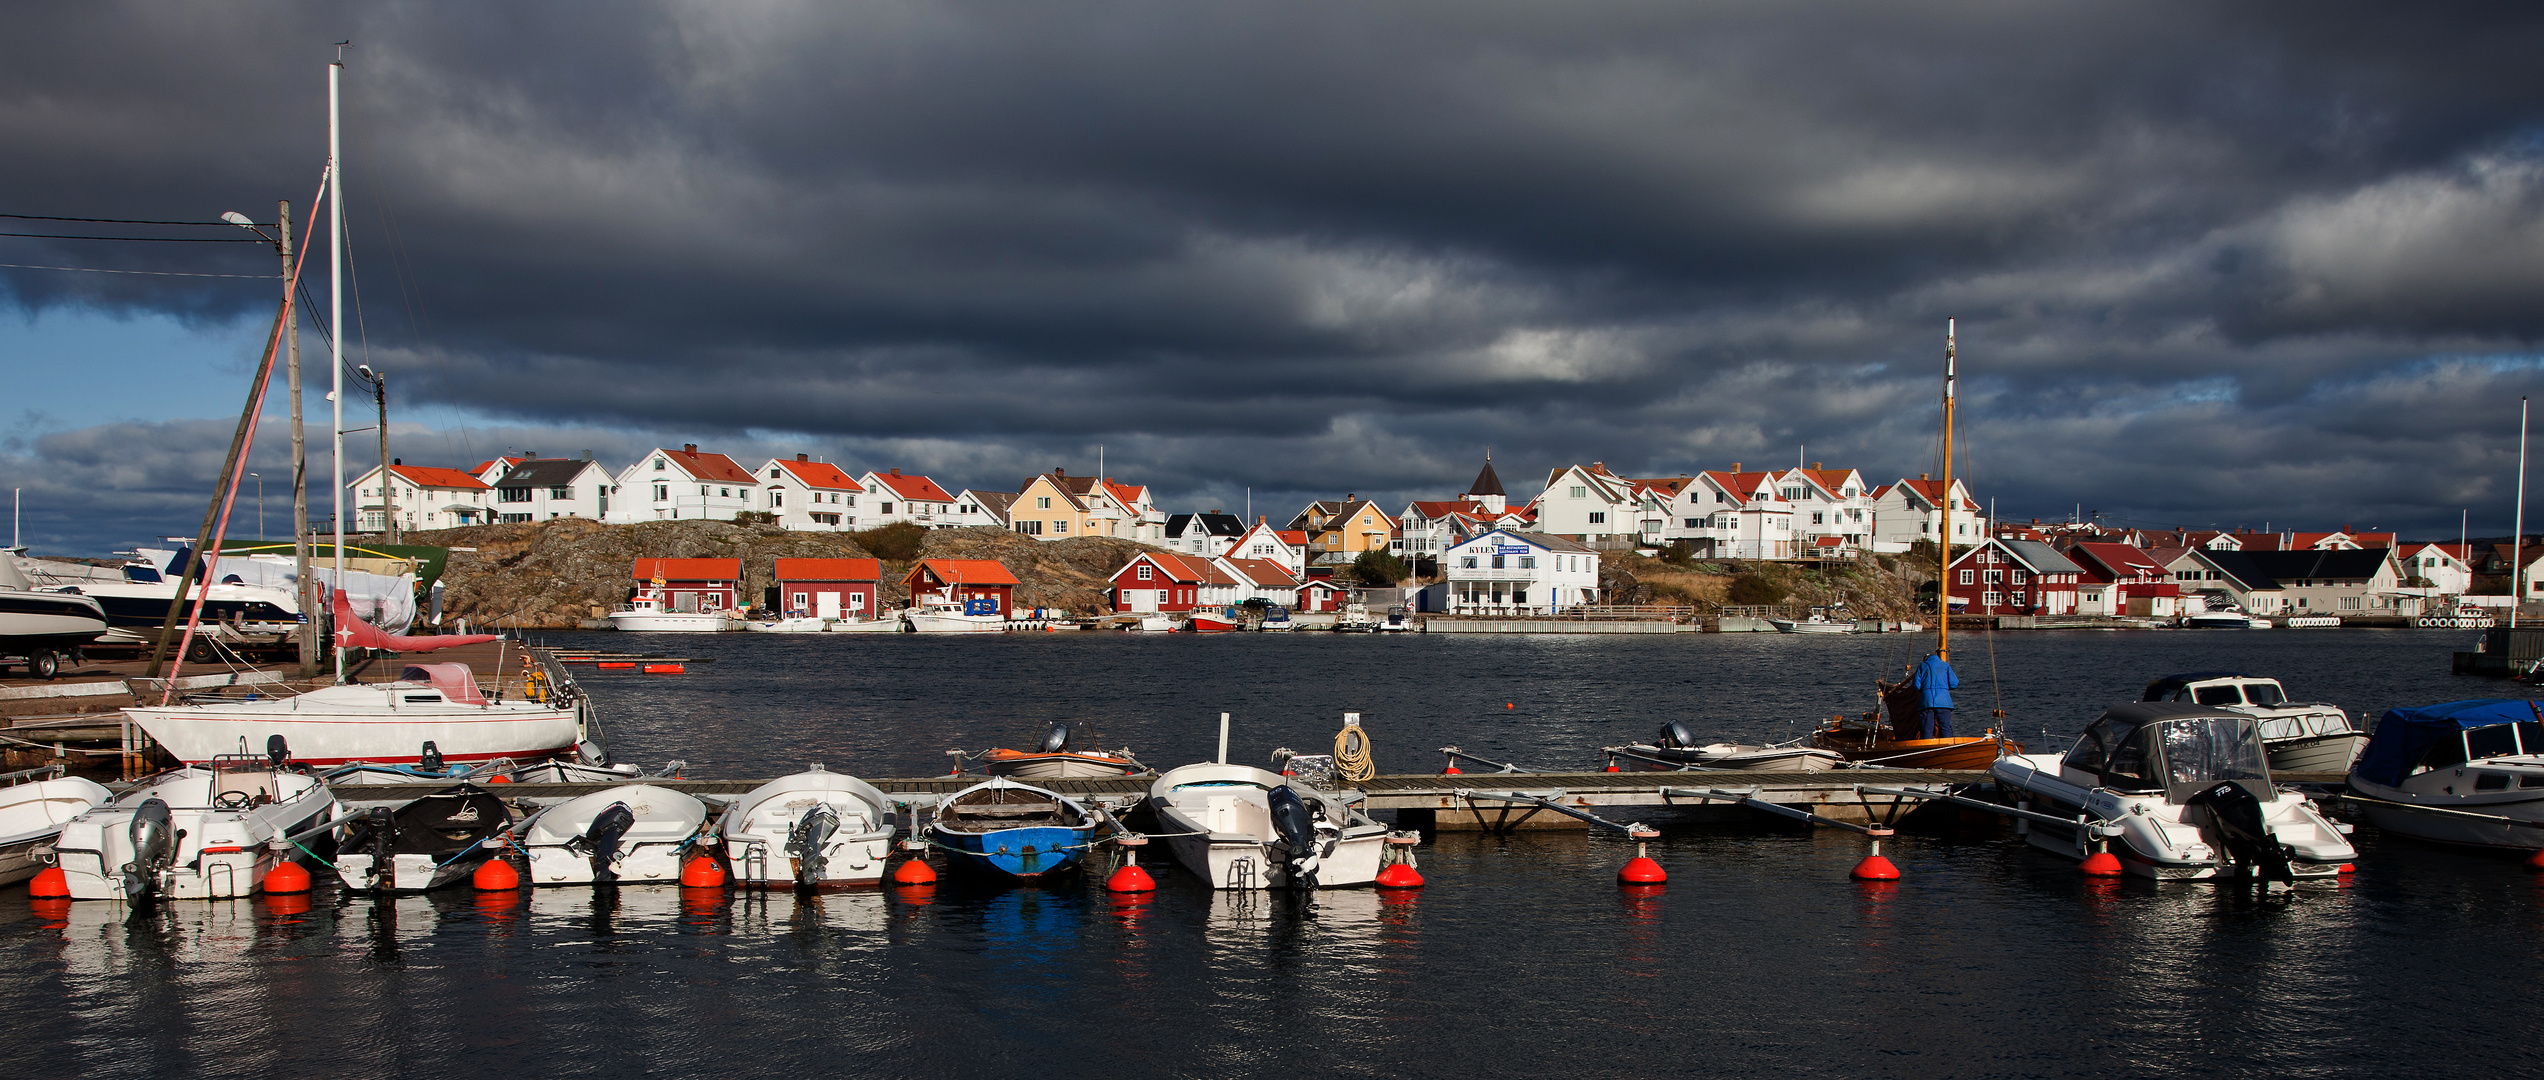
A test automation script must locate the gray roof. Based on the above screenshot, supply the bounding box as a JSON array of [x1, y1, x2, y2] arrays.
[[496, 458, 605, 487], [1465, 529, 1594, 554], [1166, 512, 1248, 538], [2202, 547, 2391, 590], [1999, 538, 2083, 574]]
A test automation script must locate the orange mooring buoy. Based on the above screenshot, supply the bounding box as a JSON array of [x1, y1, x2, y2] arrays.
[[1105, 860, 1156, 892], [2078, 850, 2124, 877], [263, 860, 312, 894], [1617, 838, 1666, 885], [28, 866, 70, 899], [1376, 862, 1424, 888], [680, 856, 727, 888], [473, 857, 521, 890], [891, 857, 938, 885]]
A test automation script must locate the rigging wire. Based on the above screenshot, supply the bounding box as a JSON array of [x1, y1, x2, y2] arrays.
[[0, 212, 244, 226], [0, 231, 263, 242], [0, 262, 271, 279]]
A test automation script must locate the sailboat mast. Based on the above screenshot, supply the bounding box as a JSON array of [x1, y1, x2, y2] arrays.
[[2515, 397, 2528, 631], [329, 54, 347, 681], [1939, 319, 1956, 662]]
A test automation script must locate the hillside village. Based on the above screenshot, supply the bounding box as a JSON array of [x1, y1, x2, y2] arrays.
[[363, 443, 2510, 626]]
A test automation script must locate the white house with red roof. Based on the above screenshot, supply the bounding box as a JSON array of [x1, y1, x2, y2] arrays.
[[1532, 463, 1643, 545], [2067, 541, 2179, 617], [1777, 464, 1874, 552], [755, 454, 864, 531], [1229, 518, 1309, 576], [468, 456, 525, 485], [861, 469, 959, 528], [1678, 465, 1795, 559], [609, 444, 763, 522], [1869, 474, 1987, 553], [1214, 556, 1301, 607], [2396, 543, 2473, 597], [347, 461, 493, 533]]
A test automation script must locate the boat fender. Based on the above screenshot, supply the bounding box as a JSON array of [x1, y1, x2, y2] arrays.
[[568, 803, 637, 883], [1267, 786, 1321, 890], [124, 799, 175, 904], [787, 804, 840, 887]]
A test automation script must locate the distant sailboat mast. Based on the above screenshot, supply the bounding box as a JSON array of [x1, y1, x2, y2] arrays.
[[1939, 319, 1956, 662], [2515, 396, 2528, 631]]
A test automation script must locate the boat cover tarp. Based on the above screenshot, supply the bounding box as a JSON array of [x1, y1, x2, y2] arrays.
[[399, 664, 488, 705], [333, 590, 497, 653], [2353, 699, 2543, 787]]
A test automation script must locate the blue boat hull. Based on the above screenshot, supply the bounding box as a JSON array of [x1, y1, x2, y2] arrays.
[[932, 824, 1089, 878]]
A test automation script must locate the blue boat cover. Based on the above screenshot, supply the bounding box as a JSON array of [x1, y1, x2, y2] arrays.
[[2353, 699, 2544, 787]]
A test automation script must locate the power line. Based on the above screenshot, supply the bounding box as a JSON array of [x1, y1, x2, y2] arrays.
[[0, 262, 271, 279], [0, 212, 239, 226], [0, 231, 264, 242]]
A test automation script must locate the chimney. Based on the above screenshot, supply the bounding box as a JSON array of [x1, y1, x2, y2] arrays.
[[683, 443, 698, 454], [582, 449, 592, 461], [392, 457, 401, 466], [797, 453, 809, 462], [526, 450, 538, 460], [1812, 461, 1823, 470], [890, 468, 901, 477], [1920, 472, 1930, 481], [1054, 467, 1066, 476]]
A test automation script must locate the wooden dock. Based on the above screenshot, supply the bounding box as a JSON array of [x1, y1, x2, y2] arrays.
[[326, 769, 2351, 830]]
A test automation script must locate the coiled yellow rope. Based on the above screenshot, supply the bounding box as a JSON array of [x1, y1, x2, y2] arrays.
[[1334, 718, 1376, 783]]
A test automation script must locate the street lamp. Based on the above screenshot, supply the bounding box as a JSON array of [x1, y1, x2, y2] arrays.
[[248, 472, 263, 540], [227, 204, 317, 674], [354, 363, 394, 542]]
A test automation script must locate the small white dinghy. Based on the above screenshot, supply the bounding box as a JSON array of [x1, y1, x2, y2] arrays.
[[51, 740, 338, 901], [717, 765, 895, 888], [1147, 762, 1388, 890], [0, 768, 114, 886], [519, 784, 709, 885]]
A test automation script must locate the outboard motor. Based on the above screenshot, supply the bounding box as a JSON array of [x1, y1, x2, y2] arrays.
[[2186, 781, 2295, 888], [1267, 785, 1323, 890], [1039, 722, 1072, 754], [1659, 721, 1700, 750], [365, 805, 397, 890], [123, 799, 175, 904], [267, 734, 291, 769], [577, 737, 613, 768], [419, 741, 444, 774], [787, 804, 841, 888], [568, 802, 637, 884]]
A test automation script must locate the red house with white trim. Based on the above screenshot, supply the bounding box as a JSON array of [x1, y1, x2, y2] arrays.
[[1112, 552, 1232, 613], [772, 558, 882, 619], [632, 558, 742, 613], [1297, 578, 1345, 613], [903, 559, 1018, 614], [1944, 539, 2083, 616]]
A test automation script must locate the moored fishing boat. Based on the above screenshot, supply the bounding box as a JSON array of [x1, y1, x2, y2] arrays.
[[50, 742, 337, 901], [1768, 610, 1856, 634], [1187, 609, 1239, 633], [606, 582, 731, 631], [1147, 761, 1388, 889], [969, 722, 1150, 778], [2345, 699, 2544, 850], [906, 602, 1005, 633], [826, 613, 905, 633], [0, 769, 114, 886], [331, 783, 513, 893], [718, 765, 895, 888], [1992, 702, 2355, 882], [929, 776, 1100, 879], [2140, 672, 2367, 773], [519, 784, 709, 885], [1605, 723, 1845, 771]]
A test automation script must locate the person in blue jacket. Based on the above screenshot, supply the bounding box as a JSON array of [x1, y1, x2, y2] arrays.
[[1907, 653, 1959, 738]]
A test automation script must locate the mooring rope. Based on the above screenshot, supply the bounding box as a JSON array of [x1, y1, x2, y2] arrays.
[[1334, 720, 1376, 783]]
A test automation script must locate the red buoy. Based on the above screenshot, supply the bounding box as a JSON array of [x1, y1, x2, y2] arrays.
[[2527, 849, 2544, 870], [263, 860, 312, 895], [1505, 703, 1514, 710], [2078, 851, 2124, 877], [1442, 764, 1462, 775], [1604, 762, 1621, 772], [1375, 863, 1424, 888], [485, 774, 512, 784], [680, 856, 727, 888], [1617, 856, 1666, 885], [1105, 862, 1156, 892], [1851, 854, 1901, 881], [643, 663, 684, 674], [27, 866, 70, 899], [891, 857, 938, 885], [473, 857, 521, 891]]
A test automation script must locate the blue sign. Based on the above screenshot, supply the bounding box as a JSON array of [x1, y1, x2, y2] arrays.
[[964, 598, 998, 616], [1495, 545, 1531, 555]]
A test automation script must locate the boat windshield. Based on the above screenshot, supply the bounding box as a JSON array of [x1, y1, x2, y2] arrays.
[[2154, 718, 2268, 788], [2243, 682, 2287, 705], [2191, 686, 2244, 706]]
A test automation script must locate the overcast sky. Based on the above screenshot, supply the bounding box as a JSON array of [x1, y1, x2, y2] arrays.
[[8, 2, 2544, 555]]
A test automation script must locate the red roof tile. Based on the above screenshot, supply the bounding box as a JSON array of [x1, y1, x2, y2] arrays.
[[389, 465, 493, 490], [870, 470, 957, 503], [771, 459, 861, 490], [907, 558, 1019, 586], [657, 447, 758, 485], [633, 558, 741, 581]]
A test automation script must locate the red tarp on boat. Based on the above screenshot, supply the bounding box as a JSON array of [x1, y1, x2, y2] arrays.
[[331, 589, 498, 653]]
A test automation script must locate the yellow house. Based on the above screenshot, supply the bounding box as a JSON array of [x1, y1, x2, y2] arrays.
[[1010, 468, 1160, 541], [1290, 498, 1398, 558]]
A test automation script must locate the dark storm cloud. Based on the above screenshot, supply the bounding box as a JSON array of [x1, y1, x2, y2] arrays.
[[9, 1, 2544, 552]]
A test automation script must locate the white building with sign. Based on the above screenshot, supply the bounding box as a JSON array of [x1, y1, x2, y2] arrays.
[[1441, 530, 1601, 615]]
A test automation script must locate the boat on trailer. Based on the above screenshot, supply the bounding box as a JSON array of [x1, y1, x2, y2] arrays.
[[718, 765, 895, 888], [1146, 762, 1388, 889], [929, 776, 1101, 879], [2345, 699, 2544, 850], [332, 783, 513, 893], [1992, 702, 2355, 883]]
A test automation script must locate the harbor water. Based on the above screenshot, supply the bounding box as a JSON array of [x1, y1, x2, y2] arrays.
[[7, 628, 2543, 1078]]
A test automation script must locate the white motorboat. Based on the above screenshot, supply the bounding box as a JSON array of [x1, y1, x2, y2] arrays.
[[520, 783, 709, 885], [717, 765, 895, 888], [124, 662, 581, 767], [826, 614, 906, 633], [331, 783, 514, 893], [1991, 701, 2355, 883], [19, 545, 302, 655], [906, 603, 1006, 633], [1375, 606, 1413, 632], [2140, 673, 2368, 773], [745, 616, 830, 633], [51, 745, 339, 901], [1146, 762, 1389, 889], [606, 583, 732, 632], [1606, 724, 1845, 771], [1769, 610, 1857, 634], [1133, 615, 1177, 633], [0, 550, 109, 679], [1260, 606, 1294, 632], [2181, 605, 2269, 629], [0, 769, 114, 885], [2345, 699, 2544, 850]]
